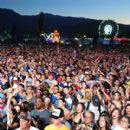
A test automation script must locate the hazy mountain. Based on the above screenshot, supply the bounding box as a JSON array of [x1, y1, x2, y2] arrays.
[[0, 8, 130, 37]]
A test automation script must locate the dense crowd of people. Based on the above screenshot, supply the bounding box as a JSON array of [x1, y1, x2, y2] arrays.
[[0, 43, 130, 130]]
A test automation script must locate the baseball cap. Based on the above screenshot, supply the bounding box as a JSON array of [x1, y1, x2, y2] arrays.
[[126, 80, 130, 85], [19, 112, 31, 120], [51, 108, 64, 119], [57, 77, 62, 82], [0, 93, 5, 99], [75, 91, 83, 97], [13, 77, 18, 81], [26, 78, 32, 86], [58, 82, 64, 88], [123, 80, 130, 88], [92, 95, 99, 107]]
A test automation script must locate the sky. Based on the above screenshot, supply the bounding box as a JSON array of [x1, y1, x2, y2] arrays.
[[0, 0, 130, 24]]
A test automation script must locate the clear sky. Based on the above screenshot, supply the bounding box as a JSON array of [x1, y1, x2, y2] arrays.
[[0, 0, 130, 24]]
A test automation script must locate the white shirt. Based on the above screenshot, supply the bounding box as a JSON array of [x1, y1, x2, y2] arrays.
[[15, 126, 39, 130], [112, 125, 125, 130], [89, 102, 105, 122]]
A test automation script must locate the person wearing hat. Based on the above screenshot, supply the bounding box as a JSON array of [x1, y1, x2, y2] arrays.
[[45, 108, 69, 130], [44, 72, 57, 86], [12, 77, 19, 91], [86, 95, 105, 122], [0, 93, 7, 123], [15, 112, 39, 130]]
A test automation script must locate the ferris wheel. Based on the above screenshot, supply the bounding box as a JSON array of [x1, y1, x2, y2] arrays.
[[98, 20, 119, 37]]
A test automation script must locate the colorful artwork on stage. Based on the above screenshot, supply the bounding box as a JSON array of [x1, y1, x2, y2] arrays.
[[43, 30, 60, 43]]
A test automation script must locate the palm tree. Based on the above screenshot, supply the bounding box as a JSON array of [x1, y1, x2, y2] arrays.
[[38, 12, 44, 36]]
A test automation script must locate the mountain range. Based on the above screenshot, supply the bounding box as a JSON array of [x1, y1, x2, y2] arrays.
[[0, 8, 130, 37]]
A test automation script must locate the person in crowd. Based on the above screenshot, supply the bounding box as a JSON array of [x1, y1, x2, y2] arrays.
[[20, 101, 31, 113], [31, 97, 50, 129], [86, 95, 106, 122], [124, 104, 130, 117], [83, 111, 97, 130], [79, 81, 87, 97], [50, 85, 59, 105], [0, 93, 7, 123], [15, 112, 39, 130], [23, 85, 36, 109], [44, 96, 53, 111], [112, 91, 124, 110], [111, 108, 122, 130], [15, 83, 25, 102], [108, 103, 117, 114], [97, 115, 111, 130], [58, 98, 71, 120], [73, 103, 85, 129], [63, 86, 74, 110], [113, 115, 130, 130], [45, 108, 70, 130], [7, 108, 19, 130], [0, 43, 130, 130]]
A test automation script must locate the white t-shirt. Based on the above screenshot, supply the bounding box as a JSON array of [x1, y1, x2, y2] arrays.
[[112, 125, 125, 130], [88, 102, 105, 122], [15, 126, 39, 130], [111, 124, 120, 130]]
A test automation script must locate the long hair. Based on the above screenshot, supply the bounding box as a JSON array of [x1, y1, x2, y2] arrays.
[[97, 115, 111, 130], [110, 108, 122, 124], [124, 104, 130, 116]]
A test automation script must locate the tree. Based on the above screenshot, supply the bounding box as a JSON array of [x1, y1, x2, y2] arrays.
[[38, 12, 44, 36], [12, 25, 17, 42]]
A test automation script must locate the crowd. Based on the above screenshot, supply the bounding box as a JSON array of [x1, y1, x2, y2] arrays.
[[0, 43, 130, 130]]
